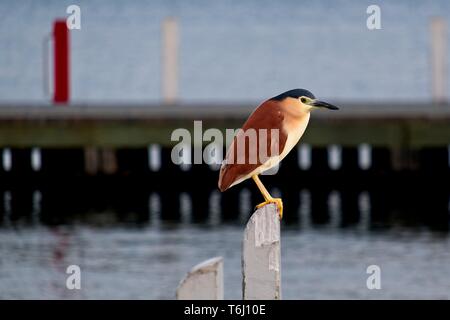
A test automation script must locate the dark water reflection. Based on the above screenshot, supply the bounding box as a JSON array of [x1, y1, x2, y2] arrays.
[[0, 187, 450, 299], [1, 186, 448, 231]]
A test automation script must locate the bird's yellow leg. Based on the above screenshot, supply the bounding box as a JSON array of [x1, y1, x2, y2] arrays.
[[251, 175, 283, 219]]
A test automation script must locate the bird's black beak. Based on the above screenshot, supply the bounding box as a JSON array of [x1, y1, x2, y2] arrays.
[[311, 100, 339, 110]]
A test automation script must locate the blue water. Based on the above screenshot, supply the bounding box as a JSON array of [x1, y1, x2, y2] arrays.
[[1, 0, 450, 103]]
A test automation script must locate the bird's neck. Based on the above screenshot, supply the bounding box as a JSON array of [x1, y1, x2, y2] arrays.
[[282, 109, 310, 136]]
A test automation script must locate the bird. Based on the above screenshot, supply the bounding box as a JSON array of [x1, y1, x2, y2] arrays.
[[218, 88, 339, 219]]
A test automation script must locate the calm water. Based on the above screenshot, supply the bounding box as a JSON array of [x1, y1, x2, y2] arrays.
[[1, 182, 450, 299], [1, 0, 450, 102], [1, 223, 450, 299]]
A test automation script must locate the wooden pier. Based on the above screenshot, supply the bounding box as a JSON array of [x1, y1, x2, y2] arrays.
[[0, 102, 449, 149], [0, 103, 449, 230], [0, 102, 449, 177]]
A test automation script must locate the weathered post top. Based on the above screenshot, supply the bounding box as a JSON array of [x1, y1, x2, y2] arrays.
[[176, 256, 224, 300], [242, 204, 281, 300]]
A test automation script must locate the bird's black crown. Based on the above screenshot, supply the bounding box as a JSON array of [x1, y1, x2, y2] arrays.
[[270, 88, 315, 101]]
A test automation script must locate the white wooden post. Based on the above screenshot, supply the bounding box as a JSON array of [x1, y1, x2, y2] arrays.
[[176, 257, 224, 300], [430, 17, 448, 103], [242, 204, 281, 300], [162, 17, 178, 104]]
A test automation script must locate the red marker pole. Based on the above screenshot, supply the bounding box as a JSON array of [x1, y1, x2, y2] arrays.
[[53, 20, 70, 104]]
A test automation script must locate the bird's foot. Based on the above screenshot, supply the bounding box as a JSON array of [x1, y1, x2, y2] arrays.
[[255, 198, 283, 220]]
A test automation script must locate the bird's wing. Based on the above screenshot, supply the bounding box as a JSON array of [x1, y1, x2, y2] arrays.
[[218, 100, 288, 191]]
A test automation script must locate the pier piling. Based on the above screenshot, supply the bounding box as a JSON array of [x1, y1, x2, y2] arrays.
[[431, 17, 448, 103], [162, 17, 178, 104]]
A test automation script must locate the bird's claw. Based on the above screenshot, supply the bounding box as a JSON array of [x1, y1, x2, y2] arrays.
[[255, 198, 283, 220]]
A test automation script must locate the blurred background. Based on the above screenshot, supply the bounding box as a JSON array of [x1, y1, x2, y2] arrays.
[[0, 0, 450, 299]]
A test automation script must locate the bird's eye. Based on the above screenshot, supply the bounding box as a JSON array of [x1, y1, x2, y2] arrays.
[[300, 97, 307, 103]]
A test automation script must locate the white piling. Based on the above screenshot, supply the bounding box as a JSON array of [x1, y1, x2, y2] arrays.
[[176, 257, 224, 300], [242, 204, 281, 300], [84, 147, 99, 175], [162, 17, 178, 104], [430, 17, 448, 103], [101, 148, 118, 175]]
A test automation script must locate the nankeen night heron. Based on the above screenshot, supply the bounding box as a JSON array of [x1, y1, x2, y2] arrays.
[[218, 88, 339, 219]]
